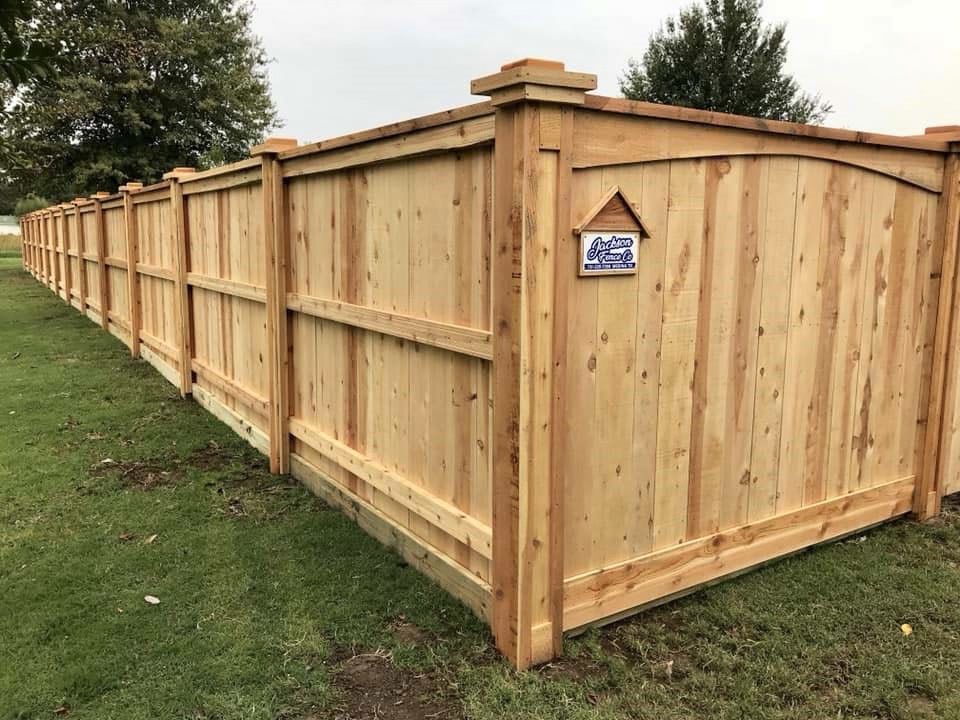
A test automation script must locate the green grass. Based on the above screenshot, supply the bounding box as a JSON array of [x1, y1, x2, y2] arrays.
[[4, 251, 960, 719]]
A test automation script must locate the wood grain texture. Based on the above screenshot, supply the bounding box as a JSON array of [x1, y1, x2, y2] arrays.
[[573, 110, 946, 192], [923, 154, 960, 503], [564, 475, 916, 630], [560, 153, 942, 593], [122, 189, 142, 357], [261, 153, 290, 473], [582, 95, 950, 154], [282, 116, 494, 179], [283, 146, 494, 593]]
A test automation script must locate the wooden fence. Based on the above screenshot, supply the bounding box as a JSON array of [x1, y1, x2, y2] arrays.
[[18, 59, 960, 670]]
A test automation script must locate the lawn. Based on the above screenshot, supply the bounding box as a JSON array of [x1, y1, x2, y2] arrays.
[[3, 251, 960, 720]]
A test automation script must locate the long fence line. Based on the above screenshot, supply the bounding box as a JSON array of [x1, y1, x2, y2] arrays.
[[16, 59, 960, 670]]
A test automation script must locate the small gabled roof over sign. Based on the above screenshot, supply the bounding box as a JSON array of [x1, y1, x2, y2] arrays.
[[573, 185, 651, 237]]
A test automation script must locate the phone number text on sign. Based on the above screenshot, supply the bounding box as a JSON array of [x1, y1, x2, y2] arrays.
[[580, 232, 639, 276]]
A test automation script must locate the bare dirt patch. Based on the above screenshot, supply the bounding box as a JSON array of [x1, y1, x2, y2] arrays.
[[537, 653, 606, 683], [87, 441, 263, 494], [186, 441, 236, 471], [388, 617, 434, 646], [936, 495, 960, 524], [90, 457, 181, 491], [905, 692, 937, 718], [330, 650, 461, 720]]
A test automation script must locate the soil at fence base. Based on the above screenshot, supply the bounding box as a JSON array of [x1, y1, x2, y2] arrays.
[[328, 647, 461, 720]]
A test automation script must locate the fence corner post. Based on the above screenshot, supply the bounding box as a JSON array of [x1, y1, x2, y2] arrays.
[[252, 136, 298, 475], [472, 58, 595, 669], [915, 135, 960, 520], [119, 182, 144, 357], [163, 168, 197, 398]]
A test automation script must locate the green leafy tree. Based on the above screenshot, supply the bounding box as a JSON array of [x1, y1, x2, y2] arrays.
[[620, 0, 831, 124], [0, 0, 54, 85], [13, 192, 48, 216], [2, 0, 277, 202], [0, 0, 55, 207]]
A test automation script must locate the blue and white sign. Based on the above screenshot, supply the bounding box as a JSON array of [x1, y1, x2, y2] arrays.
[[580, 231, 639, 276]]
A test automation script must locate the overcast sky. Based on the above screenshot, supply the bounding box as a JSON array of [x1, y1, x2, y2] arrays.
[[250, 0, 960, 145]]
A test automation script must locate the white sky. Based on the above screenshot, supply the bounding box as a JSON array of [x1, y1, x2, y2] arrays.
[[251, 0, 960, 145]]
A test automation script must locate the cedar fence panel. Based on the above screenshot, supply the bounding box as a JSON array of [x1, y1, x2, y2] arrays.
[[16, 59, 960, 670], [183, 161, 271, 447]]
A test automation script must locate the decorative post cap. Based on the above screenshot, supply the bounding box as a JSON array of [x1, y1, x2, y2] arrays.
[[72, 197, 88, 204], [471, 58, 597, 107], [250, 137, 299, 156], [118, 182, 144, 193], [162, 167, 197, 180], [90, 191, 111, 199]]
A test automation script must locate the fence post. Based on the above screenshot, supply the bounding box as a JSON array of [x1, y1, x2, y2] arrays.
[[915, 134, 960, 519], [58, 204, 73, 306], [90, 192, 111, 331], [32, 214, 38, 276], [72, 198, 89, 318], [162, 167, 196, 397], [30, 215, 36, 275], [25, 215, 32, 275], [32, 214, 37, 276], [20, 215, 27, 272], [33, 213, 40, 278], [472, 59, 595, 668], [120, 182, 144, 357], [251, 137, 298, 474], [44, 209, 57, 295], [37, 213, 44, 283]]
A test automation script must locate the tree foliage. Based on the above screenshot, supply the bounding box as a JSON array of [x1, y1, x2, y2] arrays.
[[13, 192, 48, 216], [0, 0, 54, 85], [1, 0, 277, 204], [620, 0, 831, 124]]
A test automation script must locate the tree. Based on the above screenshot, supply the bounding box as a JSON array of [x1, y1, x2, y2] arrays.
[[13, 192, 48, 216], [0, 0, 55, 210], [0, 0, 53, 86], [1, 0, 52, 86], [620, 0, 831, 124], [1, 0, 277, 203]]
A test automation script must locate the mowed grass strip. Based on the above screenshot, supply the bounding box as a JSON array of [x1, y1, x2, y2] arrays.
[[0, 233, 21, 257], [3, 252, 960, 720]]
